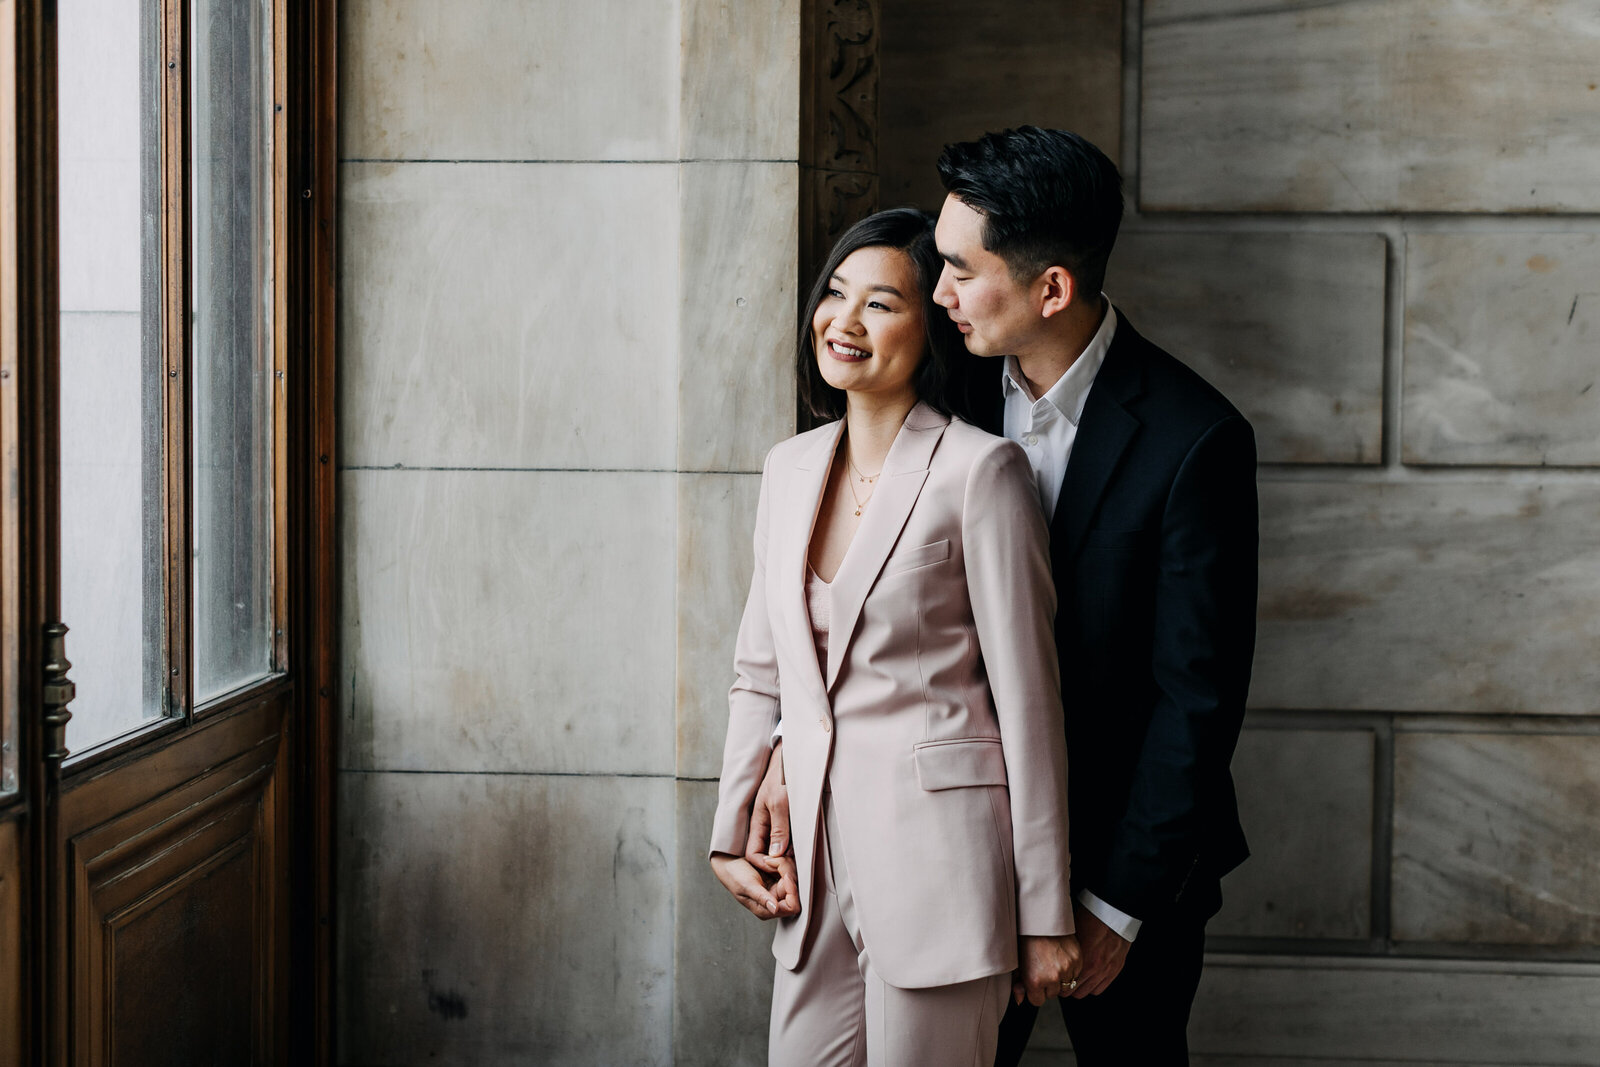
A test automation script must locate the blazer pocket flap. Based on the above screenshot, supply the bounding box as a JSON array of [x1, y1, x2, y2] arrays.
[[913, 737, 1007, 791], [882, 538, 951, 577]]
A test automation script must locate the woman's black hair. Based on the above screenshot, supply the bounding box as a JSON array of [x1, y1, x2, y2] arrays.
[[796, 207, 973, 422]]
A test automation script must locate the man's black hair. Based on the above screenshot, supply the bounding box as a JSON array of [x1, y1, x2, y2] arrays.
[[936, 126, 1124, 295]]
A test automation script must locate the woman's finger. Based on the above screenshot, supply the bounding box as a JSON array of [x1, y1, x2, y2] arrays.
[[767, 787, 791, 856], [711, 856, 779, 918], [744, 801, 773, 860]]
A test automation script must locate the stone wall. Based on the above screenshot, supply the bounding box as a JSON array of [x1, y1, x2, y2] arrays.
[[881, 1, 1600, 1063], [334, 1, 797, 1062], [335, 0, 1600, 1063], [889, 0, 1600, 1062]]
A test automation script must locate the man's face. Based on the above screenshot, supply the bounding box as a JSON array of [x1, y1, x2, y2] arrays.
[[932, 194, 1041, 359]]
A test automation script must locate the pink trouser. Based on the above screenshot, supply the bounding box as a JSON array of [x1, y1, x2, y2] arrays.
[[768, 794, 1011, 1067]]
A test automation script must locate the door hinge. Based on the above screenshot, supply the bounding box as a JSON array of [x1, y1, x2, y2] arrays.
[[42, 621, 75, 769]]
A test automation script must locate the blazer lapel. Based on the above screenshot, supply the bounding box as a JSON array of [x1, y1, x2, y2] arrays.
[[825, 403, 949, 691], [1052, 316, 1145, 559], [777, 419, 844, 706]]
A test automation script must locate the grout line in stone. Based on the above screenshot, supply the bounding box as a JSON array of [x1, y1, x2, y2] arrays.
[[1143, 0, 1403, 32], [338, 767, 727, 782], [1244, 709, 1600, 733], [339, 465, 764, 475], [1370, 717, 1395, 946], [1204, 951, 1600, 976], [1254, 463, 1600, 485], [1122, 0, 1144, 197], [338, 767, 679, 779], [1122, 212, 1600, 234], [1381, 220, 1406, 468], [339, 157, 799, 166]]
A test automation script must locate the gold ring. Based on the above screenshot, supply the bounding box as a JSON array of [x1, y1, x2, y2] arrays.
[[1064, 978, 1078, 992]]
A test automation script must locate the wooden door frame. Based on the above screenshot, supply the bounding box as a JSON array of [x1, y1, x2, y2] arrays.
[[282, 0, 338, 1059], [1, 0, 338, 1060], [5, 0, 63, 1058]]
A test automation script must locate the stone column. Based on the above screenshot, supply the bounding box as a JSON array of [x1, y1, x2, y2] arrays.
[[335, 1, 800, 1063]]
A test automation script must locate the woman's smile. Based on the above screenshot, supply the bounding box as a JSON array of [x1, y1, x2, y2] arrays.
[[827, 339, 872, 362]]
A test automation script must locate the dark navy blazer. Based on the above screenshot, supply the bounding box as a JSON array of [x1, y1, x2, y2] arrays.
[[972, 310, 1259, 923]]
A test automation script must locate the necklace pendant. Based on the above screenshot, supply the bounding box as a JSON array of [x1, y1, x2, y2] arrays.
[[854, 508, 861, 517]]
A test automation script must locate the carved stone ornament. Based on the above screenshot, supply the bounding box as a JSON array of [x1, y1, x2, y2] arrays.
[[821, 0, 879, 174]]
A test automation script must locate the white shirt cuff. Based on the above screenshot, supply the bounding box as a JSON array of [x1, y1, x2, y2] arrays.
[[1077, 889, 1141, 942], [769, 720, 783, 746]]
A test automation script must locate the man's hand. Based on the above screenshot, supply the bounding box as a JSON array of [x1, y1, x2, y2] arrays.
[[1012, 934, 1083, 1006], [710, 852, 800, 920], [745, 739, 792, 861], [1068, 902, 1131, 997]]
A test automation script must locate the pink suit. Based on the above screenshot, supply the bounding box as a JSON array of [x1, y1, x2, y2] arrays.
[[709, 403, 1074, 1063]]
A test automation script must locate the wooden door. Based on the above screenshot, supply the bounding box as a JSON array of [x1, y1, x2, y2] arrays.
[[1, 0, 336, 1062]]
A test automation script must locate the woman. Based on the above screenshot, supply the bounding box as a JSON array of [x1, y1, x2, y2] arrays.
[[708, 208, 1079, 1067]]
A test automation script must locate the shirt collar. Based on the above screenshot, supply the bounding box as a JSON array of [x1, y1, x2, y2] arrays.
[[1001, 298, 1118, 426]]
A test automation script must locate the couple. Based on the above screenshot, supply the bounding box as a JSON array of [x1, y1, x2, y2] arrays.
[[708, 127, 1259, 1067]]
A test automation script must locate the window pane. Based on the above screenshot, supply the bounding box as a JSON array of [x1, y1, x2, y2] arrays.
[[59, 0, 166, 751], [191, 0, 275, 703]]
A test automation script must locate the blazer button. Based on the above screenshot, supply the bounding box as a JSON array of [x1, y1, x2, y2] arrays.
[[820, 717, 831, 732]]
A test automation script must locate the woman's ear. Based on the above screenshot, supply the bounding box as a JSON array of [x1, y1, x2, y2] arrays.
[[1038, 266, 1076, 319]]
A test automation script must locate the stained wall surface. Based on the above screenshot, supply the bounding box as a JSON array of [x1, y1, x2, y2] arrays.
[[335, 1, 797, 1062]]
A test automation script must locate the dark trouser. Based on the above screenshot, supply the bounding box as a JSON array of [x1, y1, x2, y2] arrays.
[[993, 882, 1219, 1067]]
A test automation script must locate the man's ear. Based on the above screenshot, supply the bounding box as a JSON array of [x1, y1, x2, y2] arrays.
[[1038, 265, 1076, 319]]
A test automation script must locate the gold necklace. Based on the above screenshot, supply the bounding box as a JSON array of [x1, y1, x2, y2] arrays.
[[845, 468, 874, 517], [847, 450, 880, 487]]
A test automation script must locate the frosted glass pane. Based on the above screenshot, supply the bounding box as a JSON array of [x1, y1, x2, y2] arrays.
[[191, 0, 275, 703], [59, 0, 166, 753]]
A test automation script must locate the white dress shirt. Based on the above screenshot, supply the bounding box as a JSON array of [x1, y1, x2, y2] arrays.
[[774, 298, 1141, 941], [1000, 300, 1142, 943]]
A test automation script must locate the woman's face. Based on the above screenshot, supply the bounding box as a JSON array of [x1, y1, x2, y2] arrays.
[[812, 246, 928, 406]]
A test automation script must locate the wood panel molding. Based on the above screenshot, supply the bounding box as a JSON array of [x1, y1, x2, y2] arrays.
[[69, 745, 278, 1066], [0, 817, 23, 1067], [801, 0, 881, 278], [59, 692, 291, 1066]]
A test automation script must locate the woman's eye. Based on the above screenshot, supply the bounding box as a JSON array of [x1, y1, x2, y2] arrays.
[[826, 287, 844, 299], [867, 300, 890, 311]]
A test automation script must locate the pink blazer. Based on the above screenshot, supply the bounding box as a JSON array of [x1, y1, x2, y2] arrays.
[[709, 403, 1073, 989]]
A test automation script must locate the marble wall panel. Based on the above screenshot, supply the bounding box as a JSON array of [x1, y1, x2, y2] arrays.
[[1252, 479, 1600, 714], [337, 770, 674, 1066], [674, 779, 777, 1067], [1393, 731, 1600, 946], [879, 0, 1123, 209], [1188, 956, 1600, 1063], [678, 474, 762, 778], [1141, 0, 1600, 212], [1404, 234, 1600, 467], [340, 469, 677, 775], [339, 162, 679, 471], [1106, 232, 1386, 464], [1210, 728, 1373, 940], [680, 0, 800, 161], [678, 163, 799, 473], [340, 0, 680, 162]]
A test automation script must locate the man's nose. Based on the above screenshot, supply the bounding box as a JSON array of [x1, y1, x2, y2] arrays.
[[933, 265, 956, 308]]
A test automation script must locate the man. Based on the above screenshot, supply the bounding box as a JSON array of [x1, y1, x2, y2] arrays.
[[746, 127, 1258, 1065]]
